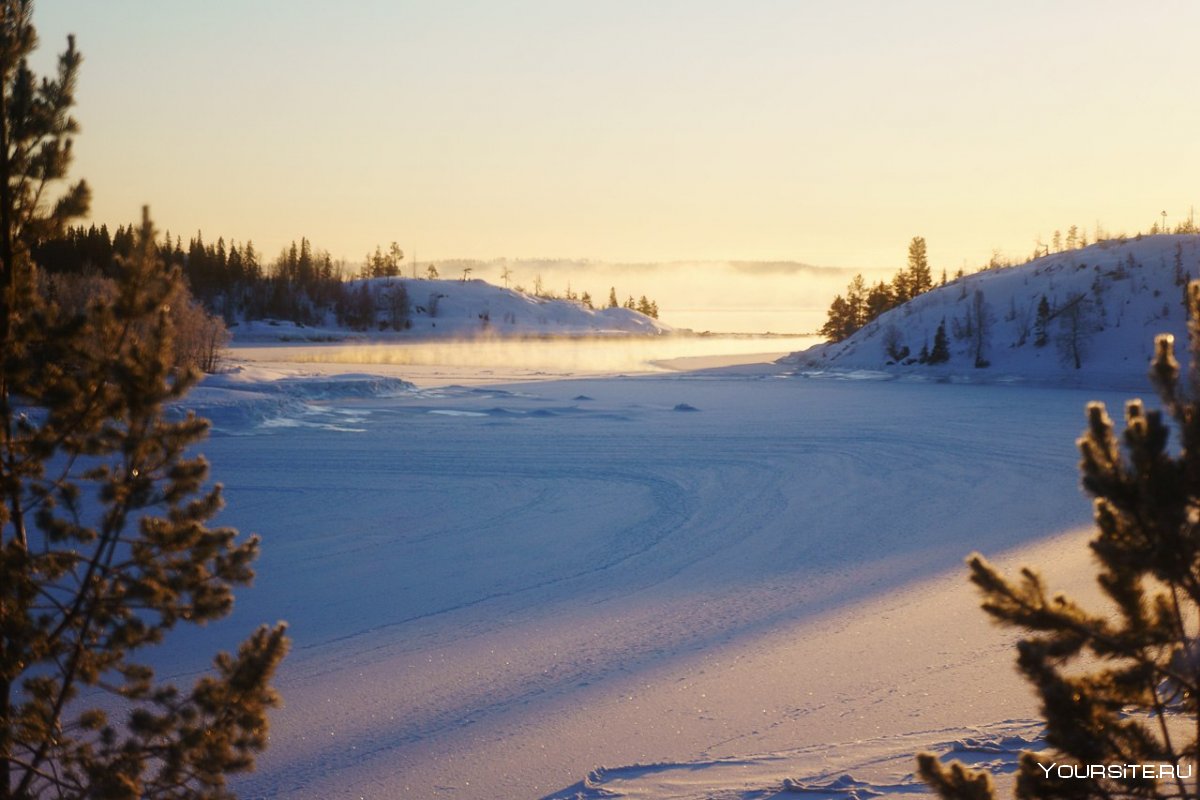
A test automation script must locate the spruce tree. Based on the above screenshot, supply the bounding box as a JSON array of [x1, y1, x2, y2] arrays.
[[1034, 295, 1051, 347], [0, 4, 288, 797], [919, 282, 1200, 799], [928, 319, 950, 363]]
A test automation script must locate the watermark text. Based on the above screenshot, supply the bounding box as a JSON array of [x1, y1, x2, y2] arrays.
[[1038, 762, 1193, 781]]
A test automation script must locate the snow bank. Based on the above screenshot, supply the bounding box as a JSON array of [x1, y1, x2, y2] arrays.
[[180, 365, 417, 433]]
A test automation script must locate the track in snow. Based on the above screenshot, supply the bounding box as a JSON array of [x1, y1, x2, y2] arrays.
[[170, 369, 1131, 798]]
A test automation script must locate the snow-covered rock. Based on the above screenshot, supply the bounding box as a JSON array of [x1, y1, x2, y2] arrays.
[[231, 277, 671, 342], [786, 234, 1200, 389]]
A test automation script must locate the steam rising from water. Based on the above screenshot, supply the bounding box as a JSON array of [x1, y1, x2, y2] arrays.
[[422, 259, 892, 334], [242, 334, 819, 375]]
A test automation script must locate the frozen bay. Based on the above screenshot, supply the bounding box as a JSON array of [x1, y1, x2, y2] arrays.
[[172, 348, 1137, 798]]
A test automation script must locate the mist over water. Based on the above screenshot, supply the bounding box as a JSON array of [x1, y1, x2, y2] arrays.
[[423, 258, 891, 335], [664, 307, 826, 335], [234, 259, 853, 381], [238, 334, 820, 377]]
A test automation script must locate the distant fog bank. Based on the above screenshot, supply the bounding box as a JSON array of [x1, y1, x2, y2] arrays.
[[418, 258, 893, 334]]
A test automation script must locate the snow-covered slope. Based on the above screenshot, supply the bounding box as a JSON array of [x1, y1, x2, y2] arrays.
[[233, 277, 671, 342], [787, 234, 1200, 389]]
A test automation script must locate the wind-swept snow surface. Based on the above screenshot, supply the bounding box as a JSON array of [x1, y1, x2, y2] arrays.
[[166, 359, 1135, 799]]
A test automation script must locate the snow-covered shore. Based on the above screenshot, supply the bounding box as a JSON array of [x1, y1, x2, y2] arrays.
[[786, 234, 1200, 391], [231, 277, 673, 343], [164, 347, 1145, 799]]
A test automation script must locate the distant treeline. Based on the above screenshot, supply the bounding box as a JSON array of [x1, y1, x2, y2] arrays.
[[821, 237, 939, 342], [35, 224, 359, 326], [35, 224, 660, 328]]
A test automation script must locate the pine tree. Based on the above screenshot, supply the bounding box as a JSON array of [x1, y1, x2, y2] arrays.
[[845, 273, 867, 331], [866, 281, 894, 321], [820, 294, 855, 342], [823, 274, 881, 343], [892, 268, 913, 305], [907, 236, 933, 296], [0, 6, 287, 797], [919, 282, 1200, 800], [608, 287, 618, 308], [4, 211, 289, 800]]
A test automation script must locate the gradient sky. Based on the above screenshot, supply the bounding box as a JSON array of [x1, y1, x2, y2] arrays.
[[32, 1, 1200, 273]]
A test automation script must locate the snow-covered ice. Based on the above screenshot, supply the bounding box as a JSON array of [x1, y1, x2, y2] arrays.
[[159, 337, 1143, 799]]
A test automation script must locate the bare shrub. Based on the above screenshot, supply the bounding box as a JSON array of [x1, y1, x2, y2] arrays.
[[42, 269, 230, 373]]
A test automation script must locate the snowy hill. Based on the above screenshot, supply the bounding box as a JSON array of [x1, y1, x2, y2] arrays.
[[232, 277, 671, 342], [786, 234, 1200, 389]]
